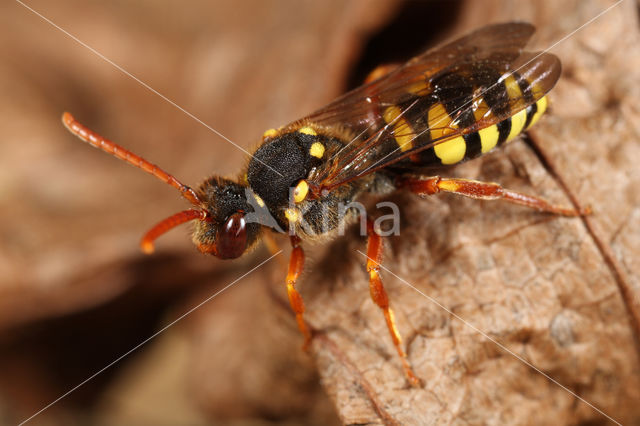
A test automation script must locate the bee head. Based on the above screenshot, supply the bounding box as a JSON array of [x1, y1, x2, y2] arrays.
[[189, 177, 261, 259], [138, 176, 262, 259]]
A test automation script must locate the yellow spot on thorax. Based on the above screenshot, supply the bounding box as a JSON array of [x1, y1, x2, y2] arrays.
[[262, 128, 278, 140], [428, 103, 466, 164], [382, 105, 414, 152], [298, 126, 317, 136], [293, 180, 309, 203], [309, 142, 325, 158], [285, 207, 301, 223]]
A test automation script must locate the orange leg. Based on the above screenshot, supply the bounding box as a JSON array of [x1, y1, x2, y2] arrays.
[[397, 176, 590, 216], [286, 236, 312, 350], [366, 220, 422, 387], [262, 231, 288, 270]]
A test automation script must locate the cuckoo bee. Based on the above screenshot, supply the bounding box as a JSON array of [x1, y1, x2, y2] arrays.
[[63, 23, 586, 387]]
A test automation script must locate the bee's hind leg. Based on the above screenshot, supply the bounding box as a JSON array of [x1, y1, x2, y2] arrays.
[[397, 175, 590, 216]]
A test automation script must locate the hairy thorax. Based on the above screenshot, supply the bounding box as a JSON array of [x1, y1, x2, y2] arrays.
[[245, 125, 390, 242]]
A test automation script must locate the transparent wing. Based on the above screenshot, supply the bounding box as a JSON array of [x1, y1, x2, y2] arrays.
[[283, 23, 560, 192]]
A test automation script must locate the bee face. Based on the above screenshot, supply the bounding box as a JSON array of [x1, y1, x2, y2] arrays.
[[192, 177, 261, 259]]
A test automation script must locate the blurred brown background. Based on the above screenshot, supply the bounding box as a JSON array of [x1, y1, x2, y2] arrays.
[[1, 0, 639, 425]]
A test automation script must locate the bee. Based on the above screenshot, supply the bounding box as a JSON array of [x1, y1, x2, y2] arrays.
[[63, 23, 586, 387]]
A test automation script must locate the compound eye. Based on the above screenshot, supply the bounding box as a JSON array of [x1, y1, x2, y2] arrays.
[[216, 212, 248, 259]]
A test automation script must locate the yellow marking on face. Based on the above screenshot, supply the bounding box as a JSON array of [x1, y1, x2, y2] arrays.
[[293, 180, 309, 203], [298, 126, 317, 136], [479, 125, 500, 153], [506, 108, 528, 142], [285, 207, 300, 223], [309, 142, 325, 158], [383, 105, 415, 152], [437, 180, 461, 192], [428, 103, 466, 165], [526, 96, 548, 130], [262, 128, 278, 139]]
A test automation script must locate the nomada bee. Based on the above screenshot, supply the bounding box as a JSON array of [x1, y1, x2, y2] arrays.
[[63, 23, 586, 387]]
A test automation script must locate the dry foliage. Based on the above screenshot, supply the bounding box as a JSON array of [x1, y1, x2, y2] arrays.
[[0, 0, 638, 425]]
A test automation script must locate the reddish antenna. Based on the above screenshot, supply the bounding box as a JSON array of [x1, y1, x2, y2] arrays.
[[140, 209, 207, 254], [62, 112, 202, 206], [62, 112, 207, 253]]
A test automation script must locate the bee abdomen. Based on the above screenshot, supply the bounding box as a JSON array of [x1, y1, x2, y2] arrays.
[[390, 68, 549, 169]]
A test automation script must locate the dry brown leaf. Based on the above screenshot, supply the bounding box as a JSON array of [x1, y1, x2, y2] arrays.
[[0, 0, 638, 425], [304, 1, 640, 425]]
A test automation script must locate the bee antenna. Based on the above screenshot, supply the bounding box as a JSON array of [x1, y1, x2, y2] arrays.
[[140, 209, 208, 254], [62, 112, 203, 207]]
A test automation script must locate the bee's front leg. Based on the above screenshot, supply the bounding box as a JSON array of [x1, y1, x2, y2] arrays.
[[286, 235, 312, 350]]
